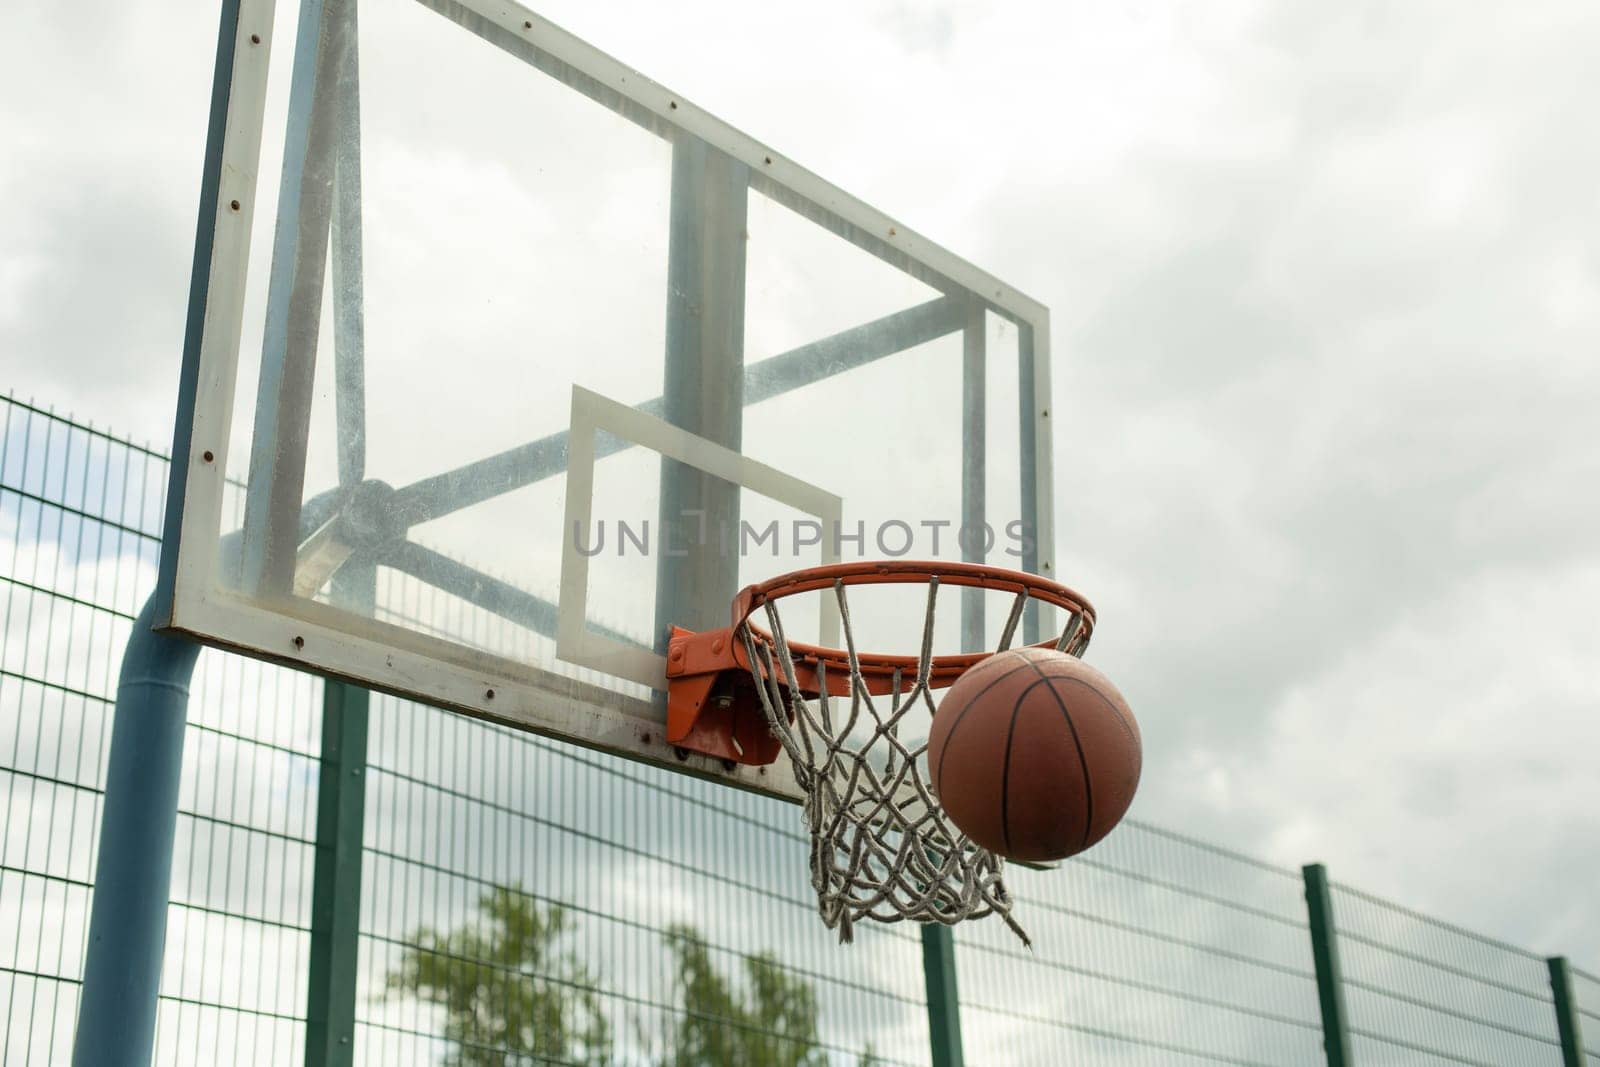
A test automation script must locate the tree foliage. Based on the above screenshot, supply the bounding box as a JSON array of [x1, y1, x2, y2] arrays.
[[385, 888, 863, 1067], [661, 924, 826, 1067], [386, 885, 611, 1066]]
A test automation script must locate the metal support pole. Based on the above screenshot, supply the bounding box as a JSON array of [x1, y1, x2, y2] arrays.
[[654, 136, 749, 643], [241, 0, 349, 595], [73, 601, 202, 1066], [1548, 956, 1587, 1067], [1016, 322, 1044, 644], [306, 0, 369, 1041], [921, 299, 984, 1067], [1302, 863, 1353, 1067], [76, 1, 239, 1060], [959, 300, 986, 642], [329, 0, 366, 490]]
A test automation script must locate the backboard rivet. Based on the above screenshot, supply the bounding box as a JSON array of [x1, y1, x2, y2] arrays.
[[202, 450, 214, 463], [669, 101, 678, 109], [229, 200, 240, 211], [249, 33, 261, 45], [641, 733, 652, 745], [292, 635, 304, 650], [764, 156, 773, 165], [673, 746, 689, 761], [485, 688, 495, 700], [889, 227, 897, 236], [522, 20, 531, 29]]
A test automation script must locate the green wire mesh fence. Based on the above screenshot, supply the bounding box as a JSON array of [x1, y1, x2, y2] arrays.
[[955, 825, 1324, 1065], [1329, 881, 1566, 1066], [0, 393, 1591, 1066]]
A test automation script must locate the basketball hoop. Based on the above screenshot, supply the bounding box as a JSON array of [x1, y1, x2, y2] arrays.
[[665, 560, 1096, 943]]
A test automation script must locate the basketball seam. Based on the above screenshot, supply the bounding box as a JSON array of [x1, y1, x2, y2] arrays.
[[931, 657, 1039, 800], [1052, 675, 1142, 805], [998, 682, 1036, 858], [1106, 703, 1140, 749], [1025, 659, 1095, 850], [1084, 680, 1138, 747], [1051, 677, 1135, 748]]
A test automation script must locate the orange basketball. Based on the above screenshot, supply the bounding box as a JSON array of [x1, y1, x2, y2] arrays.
[[928, 647, 1141, 862]]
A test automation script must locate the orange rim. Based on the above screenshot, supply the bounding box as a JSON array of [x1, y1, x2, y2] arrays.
[[731, 559, 1095, 688]]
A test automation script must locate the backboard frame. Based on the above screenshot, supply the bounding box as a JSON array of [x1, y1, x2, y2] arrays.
[[155, 0, 1057, 800]]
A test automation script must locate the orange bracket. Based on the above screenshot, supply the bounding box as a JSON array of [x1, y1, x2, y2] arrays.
[[663, 627, 784, 766]]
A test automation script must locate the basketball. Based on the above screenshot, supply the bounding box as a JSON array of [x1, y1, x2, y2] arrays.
[[928, 647, 1141, 863]]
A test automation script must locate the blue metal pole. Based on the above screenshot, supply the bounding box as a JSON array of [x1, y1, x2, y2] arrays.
[[76, 1, 239, 1060], [73, 599, 201, 1067]]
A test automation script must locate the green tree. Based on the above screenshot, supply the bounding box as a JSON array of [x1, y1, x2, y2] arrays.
[[386, 885, 611, 1066], [661, 924, 826, 1067]]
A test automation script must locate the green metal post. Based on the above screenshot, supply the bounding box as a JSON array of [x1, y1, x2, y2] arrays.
[[922, 924, 965, 1067], [304, 678, 370, 1066], [1548, 956, 1586, 1067], [1302, 863, 1353, 1067]]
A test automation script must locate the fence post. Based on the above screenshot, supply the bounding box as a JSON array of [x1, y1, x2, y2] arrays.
[[922, 925, 965, 1066], [304, 679, 370, 1066], [1548, 956, 1586, 1067], [1302, 863, 1353, 1067]]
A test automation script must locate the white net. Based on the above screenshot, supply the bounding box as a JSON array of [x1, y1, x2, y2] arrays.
[[739, 576, 1068, 946]]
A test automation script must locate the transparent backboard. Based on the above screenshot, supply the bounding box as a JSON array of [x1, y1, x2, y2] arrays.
[[165, 0, 1055, 800]]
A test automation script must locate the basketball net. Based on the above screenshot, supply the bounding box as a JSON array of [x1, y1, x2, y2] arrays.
[[739, 577, 1070, 946]]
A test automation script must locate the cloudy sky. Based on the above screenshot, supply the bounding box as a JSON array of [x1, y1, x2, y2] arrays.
[[5, 0, 1598, 978]]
